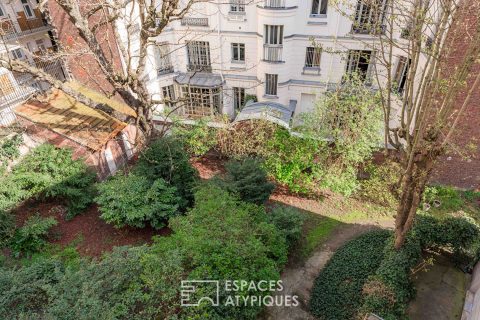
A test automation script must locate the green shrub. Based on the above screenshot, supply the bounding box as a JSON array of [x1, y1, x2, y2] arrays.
[[359, 161, 401, 207], [220, 157, 275, 204], [0, 210, 15, 248], [10, 214, 57, 257], [264, 128, 325, 194], [361, 215, 480, 319], [0, 133, 22, 164], [268, 206, 305, 248], [309, 230, 391, 320], [134, 137, 198, 211], [172, 119, 217, 156], [12, 144, 96, 219], [0, 175, 29, 211], [96, 172, 180, 229]]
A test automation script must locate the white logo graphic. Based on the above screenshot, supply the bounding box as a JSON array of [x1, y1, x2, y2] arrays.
[[181, 280, 220, 307]]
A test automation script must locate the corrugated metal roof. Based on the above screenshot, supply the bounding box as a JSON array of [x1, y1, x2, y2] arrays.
[[234, 100, 296, 128], [175, 72, 224, 87], [15, 89, 126, 151]]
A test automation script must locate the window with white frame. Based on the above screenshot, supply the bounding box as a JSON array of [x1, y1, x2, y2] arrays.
[[11, 48, 24, 60], [181, 86, 222, 117], [162, 85, 175, 107], [0, 4, 6, 17], [393, 56, 409, 94], [311, 0, 328, 15], [352, 0, 388, 34], [231, 43, 245, 63], [264, 25, 283, 45], [265, 74, 278, 96], [155, 43, 173, 75], [230, 0, 245, 12], [21, 0, 35, 19], [36, 39, 46, 52], [305, 47, 322, 68], [345, 50, 374, 82], [186, 41, 211, 72], [233, 87, 245, 111]]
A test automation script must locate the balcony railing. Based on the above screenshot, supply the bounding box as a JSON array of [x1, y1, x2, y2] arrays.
[[263, 0, 286, 8], [263, 44, 283, 62], [187, 64, 212, 72], [181, 17, 209, 27], [0, 18, 51, 41]]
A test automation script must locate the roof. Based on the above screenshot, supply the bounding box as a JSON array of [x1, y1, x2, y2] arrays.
[[234, 100, 297, 128], [175, 72, 224, 87], [15, 89, 127, 151]]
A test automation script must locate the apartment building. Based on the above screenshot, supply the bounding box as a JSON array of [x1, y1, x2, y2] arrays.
[[123, 0, 410, 124], [0, 0, 65, 125]]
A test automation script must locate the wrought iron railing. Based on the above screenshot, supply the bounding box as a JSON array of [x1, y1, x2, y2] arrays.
[[181, 17, 209, 27], [263, 0, 286, 8], [263, 44, 283, 62]]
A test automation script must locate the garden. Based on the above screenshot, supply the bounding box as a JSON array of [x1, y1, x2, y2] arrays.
[[0, 79, 479, 320]]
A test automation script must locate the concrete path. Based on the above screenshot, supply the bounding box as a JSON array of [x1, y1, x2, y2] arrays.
[[262, 224, 381, 320]]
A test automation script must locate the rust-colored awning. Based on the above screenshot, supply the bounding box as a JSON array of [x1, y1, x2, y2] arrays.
[[15, 89, 126, 151]]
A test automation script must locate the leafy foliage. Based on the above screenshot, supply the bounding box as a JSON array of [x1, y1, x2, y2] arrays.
[[268, 206, 305, 248], [12, 144, 96, 219], [0, 133, 23, 164], [219, 157, 275, 204], [309, 230, 391, 320], [0, 185, 290, 320], [361, 215, 480, 319], [359, 160, 401, 207], [134, 137, 198, 211], [172, 119, 217, 156], [0, 210, 15, 248], [10, 215, 57, 257], [96, 172, 179, 229]]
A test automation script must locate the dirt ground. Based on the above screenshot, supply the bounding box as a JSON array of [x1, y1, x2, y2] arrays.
[[14, 199, 170, 257]]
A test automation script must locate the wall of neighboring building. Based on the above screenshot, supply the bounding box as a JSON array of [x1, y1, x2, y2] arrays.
[[430, 0, 480, 190]]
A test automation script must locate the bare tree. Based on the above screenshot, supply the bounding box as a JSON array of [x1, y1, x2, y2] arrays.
[[0, 0, 212, 141], [332, 0, 480, 248]]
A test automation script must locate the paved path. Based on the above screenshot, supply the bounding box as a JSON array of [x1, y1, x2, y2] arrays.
[[262, 224, 381, 320]]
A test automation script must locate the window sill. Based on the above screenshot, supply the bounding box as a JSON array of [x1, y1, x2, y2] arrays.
[[228, 11, 246, 15], [309, 14, 327, 18], [261, 60, 285, 64], [231, 60, 246, 64], [263, 94, 279, 99], [302, 67, 321, 75]]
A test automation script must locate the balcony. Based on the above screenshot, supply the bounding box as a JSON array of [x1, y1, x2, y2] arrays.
[[263, 44, 283, 62], [0, 18, 51, 41], [181, 17, 209, 27], [263, 0, 286, 8], [351, 24, 386, 35]]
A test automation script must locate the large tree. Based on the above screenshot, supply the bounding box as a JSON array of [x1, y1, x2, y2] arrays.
[[334, 0, 480, 248], [0, 0, 207, 139]]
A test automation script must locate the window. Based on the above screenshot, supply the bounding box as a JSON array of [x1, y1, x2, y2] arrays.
[[230, 0, 245, 12], [265, 74, 278, 96], [162, 85, 175, 107], [36, 39, 46, 52], [186, 41, 211, 72], [352, 0, 388, 34], [305, 47, 322, 68], [155, 43, 173, 75], [233, 87, 245, 111], [21, 0, 34, 19], [311, 0, 328, 15], [181, 86, 222, 117], [264, 25, 283, 62], [264, 25, 283, 45], [345, 50, 373, 82], [393, 56, 409, 94], [11, 48, 24, 60], [231, 43, 245, 63], [0, 4, 6, 17]]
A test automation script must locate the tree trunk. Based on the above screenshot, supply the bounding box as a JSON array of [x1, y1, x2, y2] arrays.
[[394, 154, 434, 249]]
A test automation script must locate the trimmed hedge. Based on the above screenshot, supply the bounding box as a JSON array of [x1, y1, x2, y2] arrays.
[[309, 230, 391, 319]]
